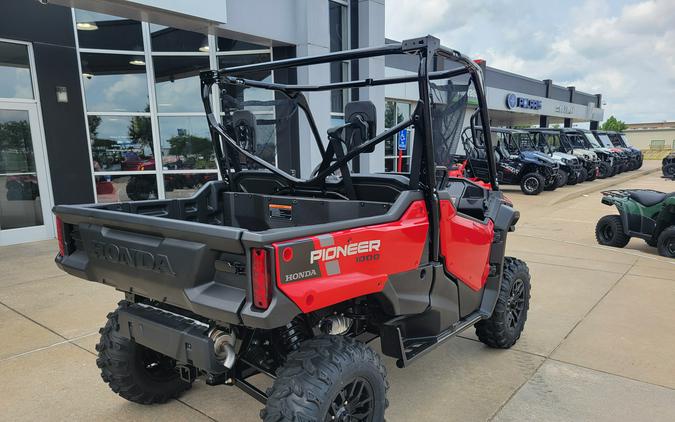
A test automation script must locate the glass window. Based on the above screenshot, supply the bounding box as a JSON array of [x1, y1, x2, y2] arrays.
[[217, 37, 268, 52], [81, 53, 149, 112], [150, 24, 208, 52], [88, 115, 153, 172], [0, 110, 42, 229], [95, 174, 157, 203], [154, 56, 210, 113], [330, 61, 349, 113], [218, 54, 273, 108], [329, 2, 348, 52], [0, 42, 33, 99], [158, 116, 215, 170], [164, 173, 218, 199], [75, 10, 143, 51]]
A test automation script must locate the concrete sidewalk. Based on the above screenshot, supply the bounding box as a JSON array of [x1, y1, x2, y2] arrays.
[[1, 161, 674, 421]]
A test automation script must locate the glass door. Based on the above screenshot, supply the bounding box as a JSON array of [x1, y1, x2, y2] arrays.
[[0, 102, 53, 245]]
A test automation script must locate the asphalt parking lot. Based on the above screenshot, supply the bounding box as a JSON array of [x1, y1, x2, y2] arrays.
[[1, 160, 673, 421]]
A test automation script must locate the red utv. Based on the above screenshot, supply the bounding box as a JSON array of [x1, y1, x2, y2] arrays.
[[54, 36, 530, 421]]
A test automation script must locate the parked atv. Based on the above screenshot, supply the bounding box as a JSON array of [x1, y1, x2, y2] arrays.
[[663, 152, 675, 179], [529, 130, 584, 185], [596, 189, 675, 257], [562, 128, 617, 179], [54, 37, 531, 421], [461, 127, 559, 195], [592, 130, 630, 174]]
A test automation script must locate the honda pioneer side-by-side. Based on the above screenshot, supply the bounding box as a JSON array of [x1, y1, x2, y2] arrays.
[[53, 37, 531, 421], [460, 127, 559, 194]]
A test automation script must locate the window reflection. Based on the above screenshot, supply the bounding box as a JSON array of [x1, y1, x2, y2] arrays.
[[154, 56, 209, 112], [88, 115, 153, 172], [81, 53, 149, 112], [164, 173, 218, 199], [75, 10, 143, 51], [159, 117, 215, 170], [150, 25, 209, 52], [217, 37, 268, 52], [96, 174, 157, 203], [0, 42, 33, 100]]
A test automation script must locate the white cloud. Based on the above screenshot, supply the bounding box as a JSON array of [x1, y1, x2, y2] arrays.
[[386, 0, 675, 123]]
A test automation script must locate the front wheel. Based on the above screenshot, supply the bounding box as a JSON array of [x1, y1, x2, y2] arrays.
[[657, 226, 675, 258], [577, 168, 588, 183], [520, 172, 545, 195], [96, 301, 192, 404], [263, 336, 388, 422], [598, 162, 612, 179], [595, 215, 630, 248], [554, 170, 569, 188], [663, 163, 675, 179], [475, 257, 531, 348]]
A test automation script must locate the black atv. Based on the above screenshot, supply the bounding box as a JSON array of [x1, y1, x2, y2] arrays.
[[663, 152, 675, 179], [462, 127, 560, 195]]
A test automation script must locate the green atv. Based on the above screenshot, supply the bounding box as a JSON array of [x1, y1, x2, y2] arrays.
[[596, 189, 675, 258]]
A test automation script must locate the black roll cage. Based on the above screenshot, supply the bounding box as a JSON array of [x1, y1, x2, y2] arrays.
[[199, 36, 497, 261]]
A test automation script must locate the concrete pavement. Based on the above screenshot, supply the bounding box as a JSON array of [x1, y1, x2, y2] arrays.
[[1, 160, 673, 421]]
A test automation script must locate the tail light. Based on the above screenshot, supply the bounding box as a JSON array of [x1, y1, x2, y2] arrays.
[[55, 216, 66, 256], [251, 248, 272, 310]]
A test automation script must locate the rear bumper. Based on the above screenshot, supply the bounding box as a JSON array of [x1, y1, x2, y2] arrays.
[[115, 301, 228, 373]]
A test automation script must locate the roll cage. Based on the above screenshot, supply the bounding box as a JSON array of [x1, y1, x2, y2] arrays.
[[199, 36, 497, 261]]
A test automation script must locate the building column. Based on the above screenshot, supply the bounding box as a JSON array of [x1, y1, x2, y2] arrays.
[[564, 86, 575, 128], [356, 0, 385, 173], [590, 93, 602, 130], [539, 115, 549, 128], [294, 0, 331, 178], [590, 121, 599, 130]]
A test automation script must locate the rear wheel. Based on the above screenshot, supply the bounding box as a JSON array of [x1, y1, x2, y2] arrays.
[[657, 226, 675, 258], [566, 171, 579, 185], [595, 215, 630, 248], [96, 301, 192, 404], [263, 335, 388, 422], [520, 172, 545, 195], [475, 257, 530, 349]]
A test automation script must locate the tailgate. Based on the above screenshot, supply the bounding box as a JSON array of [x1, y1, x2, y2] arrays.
[[54, 204, 248, 324]]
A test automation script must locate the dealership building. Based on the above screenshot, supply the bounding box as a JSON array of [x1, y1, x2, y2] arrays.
[[0, 0, 604, 245]]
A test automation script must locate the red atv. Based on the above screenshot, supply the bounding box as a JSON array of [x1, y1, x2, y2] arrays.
[[54, 36, 530, 421]]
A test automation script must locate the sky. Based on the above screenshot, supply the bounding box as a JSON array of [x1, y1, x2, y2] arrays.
[[385, 0, 675, 124]]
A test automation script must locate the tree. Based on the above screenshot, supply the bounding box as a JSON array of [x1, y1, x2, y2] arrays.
[[601, 116, 627, 132]]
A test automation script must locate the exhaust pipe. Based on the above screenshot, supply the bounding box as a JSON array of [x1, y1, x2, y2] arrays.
[[209, 328, 236, 369]]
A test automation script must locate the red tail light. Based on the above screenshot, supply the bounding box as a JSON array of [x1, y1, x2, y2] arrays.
[[251, 248, 272, 310], [55, 216, 65, 256]]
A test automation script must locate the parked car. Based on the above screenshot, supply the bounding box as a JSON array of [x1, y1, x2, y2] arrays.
[[528, 130, 584, 185], [527, 128, 599, 182], [560, 128, 617, 179]]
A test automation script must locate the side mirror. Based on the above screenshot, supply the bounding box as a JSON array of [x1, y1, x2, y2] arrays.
[[231, 110, 257, 153]]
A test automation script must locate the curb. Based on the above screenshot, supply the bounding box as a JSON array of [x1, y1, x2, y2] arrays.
[[549, 166, 661, 206]]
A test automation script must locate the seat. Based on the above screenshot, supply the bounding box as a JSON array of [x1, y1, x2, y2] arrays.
[[628, 190, 667, 207]]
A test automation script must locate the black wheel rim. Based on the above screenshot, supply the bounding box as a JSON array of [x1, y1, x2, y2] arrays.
[[326, 377, 374, 422], [667, 167, 675, 176], [138, 345, 178, 382], [600, 224, 614, 243], [666, 237, 675, 255], [505, 278, 526, 329], [524, 177, 539, 193]]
